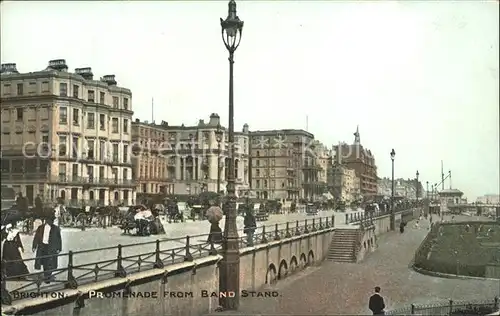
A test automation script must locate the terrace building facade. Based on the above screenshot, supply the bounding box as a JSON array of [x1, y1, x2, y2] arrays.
[[0, 60, 135, 206], [131, 113, 250, 196]]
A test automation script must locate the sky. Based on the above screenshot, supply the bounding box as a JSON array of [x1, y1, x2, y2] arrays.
[[1, 1, 499, 200]]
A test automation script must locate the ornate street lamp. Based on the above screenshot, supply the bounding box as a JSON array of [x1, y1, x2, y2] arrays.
[[416, 170, 419, 203], [216, 124, 223, 195], [390, 149, 395, 230], [219, 0, 243, 310]]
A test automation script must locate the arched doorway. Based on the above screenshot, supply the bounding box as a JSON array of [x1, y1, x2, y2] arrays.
[[60, 190, 66, 200], [89, 191, 94, 200], [114, 191, 119, 201]]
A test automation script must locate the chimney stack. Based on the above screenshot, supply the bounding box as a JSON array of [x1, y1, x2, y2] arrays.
[[48, 59, 68, 72], [0, 63, 19, 74], [102, 75, 117, 86], [75, 67, 94, 80]]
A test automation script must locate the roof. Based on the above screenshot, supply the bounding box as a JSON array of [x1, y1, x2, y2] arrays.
[[438, 189, 464, 196]]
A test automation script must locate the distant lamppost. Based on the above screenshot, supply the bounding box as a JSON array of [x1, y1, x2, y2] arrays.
[[216, 124, 223, 194], [426, 181, 429, 200], [416, 170, 419, 203], [219, 0, 243, 310], [390, 149, 396, 231]]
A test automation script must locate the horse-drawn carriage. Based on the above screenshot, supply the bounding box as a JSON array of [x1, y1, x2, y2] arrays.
[[254, 204, 269, 221], [305, 202, 318, 215], [59, 205, 119, 227]]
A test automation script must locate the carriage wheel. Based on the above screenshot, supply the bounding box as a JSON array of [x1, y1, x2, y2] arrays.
[[75, 213, 87, 227], [61, 212, 73, 227]]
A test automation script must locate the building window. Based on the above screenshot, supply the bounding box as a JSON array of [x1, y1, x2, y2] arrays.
[[123, 119, 128, 133], [87, 113, 95, 129], [88, 90, 95, 102], [16, 108, 23, 121], [99, 92, 105, 105], [112, 96, 119, 108], [256, 150, 260, 156], [112, 143, 119, 162], [59, 163, 67, 180], [99, 114, 105, 130], [72, 136, 79, 158], [256, 160, 260, 167], [264, 180, 268, 188], [73, 85, 79, 98], [59, 83, 67, 96], [256, 180, 260, 188], [87, 139, 94, 159], [59, 107, 68, 124], [16, 83, 23, 95], [123, 145, 128, 163], [59, 135, 67, 156], [112, 118, 119, 133], [3, 84, 11, 95], [29, 82, 36, 93], [123, 98, 129, 110], [99, 140, 105, 160], [73, 108, 79, 125], [41, 81, 49, 93], [123, 169, 128, 180], [99, 166, 105, 179], [256, 169, 260, 177]]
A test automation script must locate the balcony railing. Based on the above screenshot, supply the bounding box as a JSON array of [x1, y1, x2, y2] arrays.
[[1, 173, 48, 181]]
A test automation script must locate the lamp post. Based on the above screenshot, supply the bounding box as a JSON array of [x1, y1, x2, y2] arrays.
[[216, 124, 223, 195], [426, 181, 429, 200], [219, 0, 243, 310], [390, 149, 395, 230], [416, 170, 419, 203]]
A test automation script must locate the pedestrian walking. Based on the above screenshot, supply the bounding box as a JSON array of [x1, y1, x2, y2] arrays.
[[32, 215, 62, 283], [399, 220, 406, 233], [368, 286, 386, 315], [243, 208, 257, 246], [1, 222, 29, 279]]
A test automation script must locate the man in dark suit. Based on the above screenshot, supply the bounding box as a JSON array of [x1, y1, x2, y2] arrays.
[[32, 216, 62, 283], [369, 286, 386, 315]]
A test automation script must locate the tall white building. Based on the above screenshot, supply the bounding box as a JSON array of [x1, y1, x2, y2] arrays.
[[0, 60, 135, 206]]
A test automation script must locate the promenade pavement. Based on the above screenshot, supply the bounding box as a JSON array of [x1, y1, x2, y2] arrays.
[[225, 214, 500, 315], [6, 209, 360, 292]]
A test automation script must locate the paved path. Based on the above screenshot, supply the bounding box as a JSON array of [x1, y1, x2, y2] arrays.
[[226, 214, 500, 315]]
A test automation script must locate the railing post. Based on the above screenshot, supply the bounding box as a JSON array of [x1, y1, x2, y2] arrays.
[[285, 222, 292, 238], [325, 216, 329, 228], [494, 296, 498, 310], [154, 240, 164, 268], [350, 213, 353, 222], [1, 260, 12, 305], [318, 217, 323, 230], [184, 236, 193, 261], [411, 303, 415, 314], [332, 215, 335, 227], [304, 220, 309, 234], [311, 218, 317, 232], [448, 299, 453, 315], [345, 213, 349, 224], [261, 225, 268, 244], [274, 224, 280, 240], [115, 244, 126, 277], [65, 251, 78, 289], [295, 220, 300, 236]]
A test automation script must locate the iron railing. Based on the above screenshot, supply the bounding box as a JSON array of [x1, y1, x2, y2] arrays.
[[387, 297, 499, 315], [345, 206, 419, 225], [1, 215, 335, 305]]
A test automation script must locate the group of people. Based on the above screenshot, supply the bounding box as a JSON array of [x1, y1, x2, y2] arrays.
[[121, 204, 165, 236], [1, 214, 62, 283]]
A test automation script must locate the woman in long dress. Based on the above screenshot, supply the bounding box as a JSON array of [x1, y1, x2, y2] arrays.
[[1, 222, 29, 279]]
